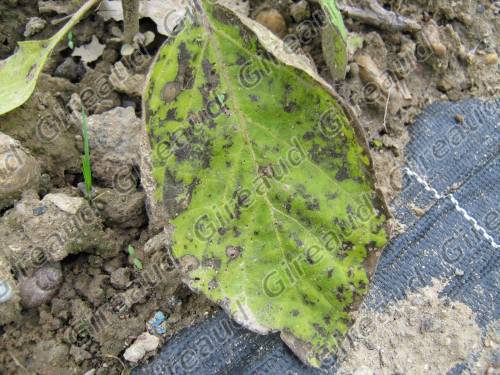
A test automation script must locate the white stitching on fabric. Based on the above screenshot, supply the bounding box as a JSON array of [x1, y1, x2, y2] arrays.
[[403, 167, 500, 249]]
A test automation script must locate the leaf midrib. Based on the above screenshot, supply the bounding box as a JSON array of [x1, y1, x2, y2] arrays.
[[206, 24, 288, 264], [201, 3, 341, 317]]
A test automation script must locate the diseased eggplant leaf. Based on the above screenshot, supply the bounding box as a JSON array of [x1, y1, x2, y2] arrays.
[[144, 0, 387, 367], [314, 0, 348, 80], [0, 0, 100, 116]]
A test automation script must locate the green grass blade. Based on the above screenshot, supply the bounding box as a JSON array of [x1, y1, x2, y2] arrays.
[[81, 107, 93, 200]]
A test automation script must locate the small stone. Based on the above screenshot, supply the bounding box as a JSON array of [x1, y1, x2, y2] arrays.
[[290, 1, 310, 23], [43, 193, 86, 215], [0, 280, 13, 303], [32, 206, 47, 216], [255, 9, 287, 38], [484, 52, 498, 65], [437, 77, 454, 92], [455, 268, 464, 276], [454, 114, 464, 124], [121, 43, 135, 56], [24, 17, 47, 37], [123, 332, 160, 363], [54, 58, 85, 82], [19, 264, 63, 308], [431, 42, 447, 58], [422, 21, 447, 58], [457, 13, 473, 26]]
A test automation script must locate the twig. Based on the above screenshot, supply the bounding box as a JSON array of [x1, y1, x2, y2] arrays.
[[383, 86, 392, 132], [339, 0, 421, 33], [8, 351, 31, 374], [122, 0, 140, 44], [50, 15, 72, 26]]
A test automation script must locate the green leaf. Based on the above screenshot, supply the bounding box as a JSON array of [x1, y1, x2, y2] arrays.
[[133, 258, 144, 270], [144, 0, 387, 367], [0, 0, 100, 116], [127, 244, 136, 257], [314, 0, 348, 80]]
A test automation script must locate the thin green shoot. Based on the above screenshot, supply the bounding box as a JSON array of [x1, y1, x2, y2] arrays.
[[81, 107, 93, 201]]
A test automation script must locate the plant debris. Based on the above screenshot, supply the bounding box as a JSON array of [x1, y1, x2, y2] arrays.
[[72, 35, 106, 64]]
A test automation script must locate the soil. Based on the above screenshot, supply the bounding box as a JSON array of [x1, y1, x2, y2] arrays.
[[337, 279, 486, 375], [0, 0, 498, 374]]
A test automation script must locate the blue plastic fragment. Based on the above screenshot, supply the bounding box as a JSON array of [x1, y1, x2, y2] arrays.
[[32, 206, 47, 216], [148, 311, 167, 335]]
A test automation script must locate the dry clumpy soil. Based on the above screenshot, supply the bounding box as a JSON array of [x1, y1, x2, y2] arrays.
[[0, 0, 498, 374], [337, 279, 490, 375]]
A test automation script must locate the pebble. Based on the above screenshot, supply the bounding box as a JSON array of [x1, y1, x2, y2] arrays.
[[454, 114, 464, 124], [290, 1, 310, 23], [32, 206, 47, 216], [458, 13, 473, 26], [120, 43, 135, 56], [19, 264, 63, 308], [431, 42, 447, 58], [54, 58, 85, 82], [23, 17, 47, 37], [454, 268, 465, 276], [255, 8, 287, 38], [123, 332, 160, 362], [484, 52, 498, 65], [422, 21, 447, 58], [0, 280, 13, 303], [44, 193, 86, 215]]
